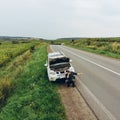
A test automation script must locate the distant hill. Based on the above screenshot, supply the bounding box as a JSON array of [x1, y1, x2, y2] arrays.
[[56, 37, 87, 40], [0, 36, 46, 41], [57, 37, 120, 41], [0, 36, 33, 40]]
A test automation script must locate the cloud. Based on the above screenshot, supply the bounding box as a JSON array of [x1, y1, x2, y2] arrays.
[[0, 0, 120, 38]]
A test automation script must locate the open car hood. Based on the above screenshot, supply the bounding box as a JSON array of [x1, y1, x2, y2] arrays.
[[49, 57, 70, 65], [50, 64, 70, 71], [50, 62, 71, 71]]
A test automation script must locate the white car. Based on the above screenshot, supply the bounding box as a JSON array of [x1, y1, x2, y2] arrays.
[[45, 52, 75, 81]]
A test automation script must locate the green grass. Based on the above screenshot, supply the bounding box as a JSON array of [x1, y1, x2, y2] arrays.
[[0, 41, 41, 107], [0, 45, 67, 120], [0, 40, 39, 66], [0, 45, 34, 108]]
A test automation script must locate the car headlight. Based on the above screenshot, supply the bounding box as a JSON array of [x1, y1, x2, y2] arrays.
[[50, 71, 56, 75], [69, 67, 75, 72]]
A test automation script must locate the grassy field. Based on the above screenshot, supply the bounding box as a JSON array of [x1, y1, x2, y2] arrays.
[[0, 41, 67, 120], [1, 37, 119, 119], [0, 40, 39, 67], [50, 37, 120, 59]]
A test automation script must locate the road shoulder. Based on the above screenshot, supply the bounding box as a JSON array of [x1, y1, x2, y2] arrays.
[[58, 84, 97, 120]]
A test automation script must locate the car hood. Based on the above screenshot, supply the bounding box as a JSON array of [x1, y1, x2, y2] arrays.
[[50, 63, 70, 71], [49, 57, 70, 65]]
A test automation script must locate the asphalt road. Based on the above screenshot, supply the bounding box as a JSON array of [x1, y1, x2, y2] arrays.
[[50, 45, 120, 120]]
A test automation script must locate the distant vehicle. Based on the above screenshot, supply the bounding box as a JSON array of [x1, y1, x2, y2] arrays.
[[45, 52, 75, 81]]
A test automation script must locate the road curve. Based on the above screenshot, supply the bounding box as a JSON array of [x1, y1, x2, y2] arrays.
[[50, 45, 120, 120]]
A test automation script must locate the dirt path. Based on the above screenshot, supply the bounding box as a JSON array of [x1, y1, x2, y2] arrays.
[[58, 84, 97, 120], [47, 46, 97, 120]]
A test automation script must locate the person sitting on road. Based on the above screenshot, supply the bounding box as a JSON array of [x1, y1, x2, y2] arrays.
[[65, 70, 81, 87]]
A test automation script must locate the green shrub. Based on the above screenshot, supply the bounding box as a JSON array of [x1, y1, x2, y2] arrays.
[[30, 45, 35, 53], [87, 45, 97, 50], [112, 42, 120, 54], [0, 78, 15, 104], [95, 42, 107, 47], [12, 41, 19, 44]]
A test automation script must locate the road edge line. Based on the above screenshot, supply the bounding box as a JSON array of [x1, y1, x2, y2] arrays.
[[76, 76, 116, 120]]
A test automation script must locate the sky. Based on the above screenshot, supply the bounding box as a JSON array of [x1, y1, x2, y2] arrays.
[[0, 0, 120, 39]]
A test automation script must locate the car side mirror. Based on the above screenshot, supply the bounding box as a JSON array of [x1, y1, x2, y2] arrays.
[[44, 63, 47, 67]]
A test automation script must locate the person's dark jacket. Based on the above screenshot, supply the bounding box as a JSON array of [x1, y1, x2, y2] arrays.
[[66, 72, 77, 81]]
